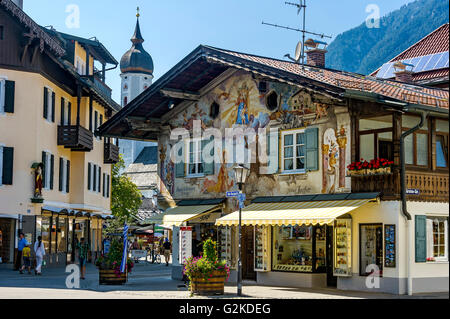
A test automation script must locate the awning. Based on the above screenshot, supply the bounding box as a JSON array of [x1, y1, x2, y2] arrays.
[[162, 204, 221, 227], [215, 199, 376, 226]]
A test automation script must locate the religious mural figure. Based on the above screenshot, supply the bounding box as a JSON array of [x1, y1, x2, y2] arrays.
[[202, 150, 234, 194], [34, 163, 43, 198], [322, 128, 340, 194]]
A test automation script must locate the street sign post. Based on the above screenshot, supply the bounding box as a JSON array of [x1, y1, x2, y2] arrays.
[[226, 191, 240, 198]]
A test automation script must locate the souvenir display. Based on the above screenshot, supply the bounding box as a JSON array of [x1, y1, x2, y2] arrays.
[[218, 226, 234, 268], [384, 225, 396, 268], [315, 226, 326, 271], [254, 226, 270, 272], [359, 224, 383, 276], [334, 218, 352, 277]]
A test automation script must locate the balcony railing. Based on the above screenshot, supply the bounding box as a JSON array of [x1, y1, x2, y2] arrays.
[[57, 125, 93, 152], [104, 142, 119, 164], [351, 169, 449, 202], [82, 74, 112, 98]]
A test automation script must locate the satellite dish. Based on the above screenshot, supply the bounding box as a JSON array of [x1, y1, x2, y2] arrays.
[[295, 41, 302, 62]]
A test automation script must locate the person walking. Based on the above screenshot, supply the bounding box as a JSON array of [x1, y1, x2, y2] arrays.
[[20, 244, 32, 274], [15, 233, 28, 271], [162, 238, 172, 267], [34, 236, 45, 275], [76, 237, 90, 280]]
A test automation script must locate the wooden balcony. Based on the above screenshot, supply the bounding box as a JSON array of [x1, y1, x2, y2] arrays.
[[351, 169, 449, 202], [104, 142, 119, 164], [57, 125, 93, 152]]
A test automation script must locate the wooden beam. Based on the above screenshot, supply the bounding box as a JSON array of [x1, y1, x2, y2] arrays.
[[160, 88, 200, 101], [127, 116, 161, 124]]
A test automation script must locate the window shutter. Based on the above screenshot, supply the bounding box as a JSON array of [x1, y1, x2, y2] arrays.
[[67, 102, 71, 125], [202, 137, 215, 175], [305, 127, 319, 171], [42, 151, 46, 187], [51, 91, 55, 122], [66, 160, 70, 193], [107, 174, 110, 198], [175, 143, 185, 178], [60, 98, 65, 125], [102, 173, 105, 197], [99, 115, 103, 141], [89, 103, 93, 131], [415, 215, 427, 262], [93, 164, 97, 191], [50, 154, 54, 190], [98, 167, 101, 192], [4, 80, 15, 113], [2, 147, 14, 185], [87, 163, 91, 190], [59, 157, 63, 192], [265, 129, 279, 174], [43, 88, 48, 119]]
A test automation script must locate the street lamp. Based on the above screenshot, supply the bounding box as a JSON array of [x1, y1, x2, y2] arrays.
[[232, 164, 249, 297]]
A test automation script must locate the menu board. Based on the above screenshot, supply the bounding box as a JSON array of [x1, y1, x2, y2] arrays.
[[179, 227, 192, 264], [334, 218, 352, 277], [384, 225, 396, 268]]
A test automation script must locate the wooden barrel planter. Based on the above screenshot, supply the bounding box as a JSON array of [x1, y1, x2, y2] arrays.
[[190, 270, 227, 296], [99, 269, 127, 285]]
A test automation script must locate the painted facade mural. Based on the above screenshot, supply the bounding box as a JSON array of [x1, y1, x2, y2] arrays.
[[157, 70, 352, 202]]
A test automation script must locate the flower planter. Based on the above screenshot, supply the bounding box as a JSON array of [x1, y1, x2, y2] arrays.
[[190, 270, 227, 296], [99, 268, 127, 285]]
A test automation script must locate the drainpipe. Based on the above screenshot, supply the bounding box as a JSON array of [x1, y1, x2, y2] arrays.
[[400, 109, 427, 296]]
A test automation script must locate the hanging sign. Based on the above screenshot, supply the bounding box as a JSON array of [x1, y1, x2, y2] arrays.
[[179, 226, 192, 264], [406, 189, 420, 195], [226, 191, 240, 198]]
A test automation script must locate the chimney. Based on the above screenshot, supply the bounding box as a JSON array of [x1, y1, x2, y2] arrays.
[[304, 38, 328, 68], [11, 0, 23, 9], [393, 61, 414, 84]]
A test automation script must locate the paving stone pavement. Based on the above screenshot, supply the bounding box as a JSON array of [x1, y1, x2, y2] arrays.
[[0, 261, 448, 299]]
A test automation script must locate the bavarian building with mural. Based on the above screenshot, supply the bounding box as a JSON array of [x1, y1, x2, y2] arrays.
[[0, 0, 119, 267], [100, 25, 449, 295]]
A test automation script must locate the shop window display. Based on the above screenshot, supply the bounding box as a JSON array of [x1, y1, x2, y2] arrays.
[[272, 225, 314, 273], [40, 216, 51, 254], [218, 226, 235, 268], [359, 224, 383, 276], [57, 218, 67, 253], [255, 226, 271, 271]]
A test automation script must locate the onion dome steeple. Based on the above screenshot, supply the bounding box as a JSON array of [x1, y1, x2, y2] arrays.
[[120, 8, 154, 75]]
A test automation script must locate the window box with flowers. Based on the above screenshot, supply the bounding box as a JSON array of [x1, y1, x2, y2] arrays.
[[347, 158, 394, 177], [95, 238, 134, 285], [183, 238, 230, 296]]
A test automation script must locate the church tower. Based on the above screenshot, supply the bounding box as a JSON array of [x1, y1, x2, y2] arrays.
[[120, 8, 154, 106], [119, 9, 156, 170]]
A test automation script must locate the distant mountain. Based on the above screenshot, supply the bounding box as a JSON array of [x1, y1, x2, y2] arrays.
[[326, 0, 449, 75]]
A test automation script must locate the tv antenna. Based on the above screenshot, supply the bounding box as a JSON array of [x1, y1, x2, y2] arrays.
[[262, 1, 332, 67]]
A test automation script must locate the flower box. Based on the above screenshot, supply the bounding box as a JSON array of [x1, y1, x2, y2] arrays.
[[190, 270, 227, 296], [99, 268, 127, 285]]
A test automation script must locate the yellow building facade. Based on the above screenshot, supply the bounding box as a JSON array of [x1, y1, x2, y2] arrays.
[[0, 0, 120, 267]]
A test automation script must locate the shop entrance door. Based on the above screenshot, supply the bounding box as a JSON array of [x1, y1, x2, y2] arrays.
[[242, 226, 256, 281], [326, 225, 337, 287]]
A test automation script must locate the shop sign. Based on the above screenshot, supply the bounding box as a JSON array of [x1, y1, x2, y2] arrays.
[[273, 264, 312, 272], [179, 227, 192, 264], [190, 212, 222, 224]]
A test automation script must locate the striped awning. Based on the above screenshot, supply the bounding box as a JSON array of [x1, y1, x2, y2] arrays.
[[215, 199, 376, 226], [162, 205, 221, 227]]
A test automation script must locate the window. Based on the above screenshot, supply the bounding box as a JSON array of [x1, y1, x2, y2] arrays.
[[42, 151, 54, 190], [0, 146, 13, 186], [282, 130, 305, 172], [43, 87, 55, 122], [271, 225, 327, 273], [358, 115, 393, 161], [187, 139, 204, 176], [266, 91, 278, 111], [102, 173, 110, 198], [0, 79, 5, 113], [210, 102, 220, 119], [57, 217, 67, 253], [436, 120, 449, 168], [58, 158, 70, 193], [97, 165, 101, 193], [0, 146, 3, 186], [75, 56, 86, 75], [88, 162, 92, 190], [0, 26, 4, 40], [403, 115, 429, 167], [60, 98, 71, 126], [359, 224, 383, 276], [123, 96, 128, 106], [427, 217, 448, 261]]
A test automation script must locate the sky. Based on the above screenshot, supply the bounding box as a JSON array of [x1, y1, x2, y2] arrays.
[[24, 0, 416, 102]]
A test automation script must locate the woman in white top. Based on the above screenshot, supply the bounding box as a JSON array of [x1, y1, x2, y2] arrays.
[[34, 236, 46, 275]]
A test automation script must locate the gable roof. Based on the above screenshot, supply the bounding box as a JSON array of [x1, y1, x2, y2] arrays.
[[371, 23, 449, 81], [98, 45, 449, 140]]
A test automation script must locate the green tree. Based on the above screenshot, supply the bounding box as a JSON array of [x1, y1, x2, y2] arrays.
[[110, 155, 142, 224]]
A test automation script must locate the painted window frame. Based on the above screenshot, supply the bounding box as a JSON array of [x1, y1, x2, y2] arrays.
[[186, 138, 205, 178], [427, 216, 448, 262], [281, 129, 306, 174]]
